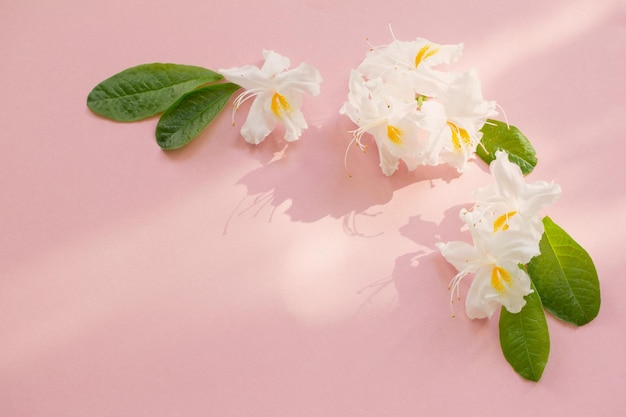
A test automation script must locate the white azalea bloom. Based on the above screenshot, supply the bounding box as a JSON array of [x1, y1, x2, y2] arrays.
[[436, 151, 561, 319], [219, 50, 322, 144], [340, 71, 445, 175], [341, 35, 497, 175], [357, 37, 463, 97], [472, 151, 561, 239], [430, 70, 498, 172], [436, 212, 539, 319]]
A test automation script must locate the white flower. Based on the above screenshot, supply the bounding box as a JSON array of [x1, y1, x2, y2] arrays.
[[431, 70, 498, 172], [436, 151, 561, 319], [340, 71, 445, 175], [471, 151, 561, 239], [219, 50, 322, 144], [340, 35, 496, 175], [357, 37, 463, 97], [436, 212, 539, 319]]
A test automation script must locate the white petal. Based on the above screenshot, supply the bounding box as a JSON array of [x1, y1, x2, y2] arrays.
[[491, 151, 526, 200], [377, 143, 400, 176], [219, 65, 270, 91], [277, 63, 323, 96], [436, 240, 481, 273], [465, 269, 501, 319], [519, 180, 562, 217], [281, 109, 308, 142], [498, 265, 532, 314], [261, 50, 291, 76], [487, 228, 541, 265], [239, 95, 277, 145], [439, 146, 475, 172]]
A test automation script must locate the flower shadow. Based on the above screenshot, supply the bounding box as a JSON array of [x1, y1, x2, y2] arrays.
[[231, 114, 462, 227], [390, 204, 470, 313]]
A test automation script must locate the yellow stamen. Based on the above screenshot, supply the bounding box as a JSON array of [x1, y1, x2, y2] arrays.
[[387, 125, 404, 145], [491, 266, 513, 294], [447, 121, 471, 152], [271, 92, 292, 119], [415, 45, 440, 69], [493, 211, 518, 232]]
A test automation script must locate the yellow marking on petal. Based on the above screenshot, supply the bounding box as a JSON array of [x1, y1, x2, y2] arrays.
[[415, 45, 440, 69], [271, 92, 292, 119], [387, 125, 404, 145], [493, 211, 518, 232], [447, 121, 471, 152], [491, 266, 514, 294]]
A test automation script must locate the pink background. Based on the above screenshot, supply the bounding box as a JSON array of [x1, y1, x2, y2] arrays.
[[2, 0, 625, 415]]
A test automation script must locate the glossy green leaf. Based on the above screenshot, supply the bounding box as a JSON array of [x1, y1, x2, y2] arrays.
[[527, 216, 600, 325], [499, 282, 550, 382], [478, 119, 537, 175], [156, 83, 240, 150], [87, 63, 223, 122]]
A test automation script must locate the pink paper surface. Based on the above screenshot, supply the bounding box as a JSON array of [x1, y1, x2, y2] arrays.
[[2, 0, 625, 415]]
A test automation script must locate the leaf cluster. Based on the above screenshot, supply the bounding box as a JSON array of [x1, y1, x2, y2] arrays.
[[87, 63, 239, 149]]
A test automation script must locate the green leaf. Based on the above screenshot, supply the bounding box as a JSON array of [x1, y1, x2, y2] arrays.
[[499, 282, 550, 382], [478, 119, 537, 175], [155, 83, 240, 150], [87, 63, 223, 122], [527, 216, 601, 325]]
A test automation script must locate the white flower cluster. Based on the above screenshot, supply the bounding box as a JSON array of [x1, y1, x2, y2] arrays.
[[340, 37, 498, 175], [436, 151, 562, 319]]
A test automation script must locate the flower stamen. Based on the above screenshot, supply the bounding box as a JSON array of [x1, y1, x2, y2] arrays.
[[387, 125, 404, 145], [493, 211, 518, 232], [491, 266, 513, 294], [448, 270, 469, 317], [343, 125, 372, 177], [448, 121, 471, 152], [415, 44, 439, 69], [271, 92, 292, 119]]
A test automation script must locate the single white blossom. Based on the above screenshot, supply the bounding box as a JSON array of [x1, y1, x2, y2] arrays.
[[471, 151, 561, 239], [357, 37, 463, 97], [219, 50, 322, 144], [431, 70, 498, 172], [340, 71, 445, 175], [437, 211, 539, 319]]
